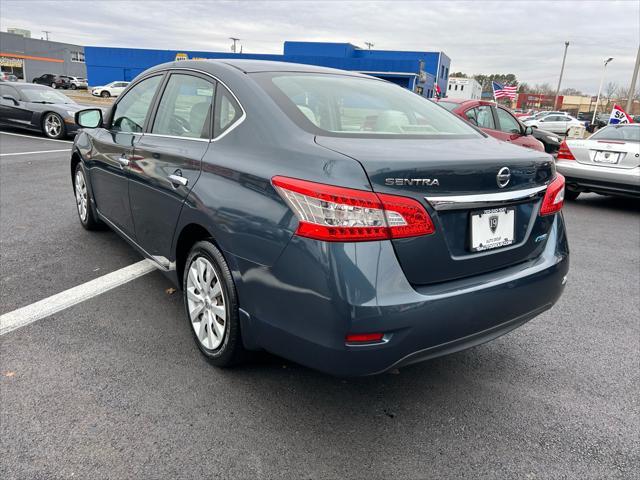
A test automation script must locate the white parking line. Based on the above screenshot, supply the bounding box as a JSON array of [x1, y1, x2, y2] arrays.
[[0, 130, 73, 144], [0, 260, 158, 336], [0, 149, 70, 157]]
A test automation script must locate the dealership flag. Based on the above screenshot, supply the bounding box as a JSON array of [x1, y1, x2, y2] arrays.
[[492, 81, 518, 100], [608, 104, 634, 124]]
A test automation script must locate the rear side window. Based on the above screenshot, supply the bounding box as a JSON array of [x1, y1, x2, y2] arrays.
[[111, 75, 161, 133], [255, 72, 480, 138], [466, 106, 495, 129], [214, 84, 242, 137], [152, 73, 215, 139]]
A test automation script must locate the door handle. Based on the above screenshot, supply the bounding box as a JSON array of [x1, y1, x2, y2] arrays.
[[168, 174, 188, 187], [117, 155, 130, 168]]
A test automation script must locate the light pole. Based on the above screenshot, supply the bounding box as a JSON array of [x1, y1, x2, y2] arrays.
[[592, 57, 614, 124], [625, 46, 639, 112], [554, 41, 569, 110], [229, 37, 240, 53]]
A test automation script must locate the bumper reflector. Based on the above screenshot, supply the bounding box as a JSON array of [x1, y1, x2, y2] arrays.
[[345, 333, 384, 344]]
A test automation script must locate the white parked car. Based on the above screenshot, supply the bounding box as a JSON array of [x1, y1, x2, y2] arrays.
[[555, 124, 640, 199], [524, 113, 584, 135], [91, 81, 130, 98], [64, 76, 88, 90]]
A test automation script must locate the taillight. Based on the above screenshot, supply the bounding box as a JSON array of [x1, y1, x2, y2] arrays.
[[271, 176, 435, 242], [540, 174, 565, 216], [557, 140, 575, 160], [345, 332, 384, 344]]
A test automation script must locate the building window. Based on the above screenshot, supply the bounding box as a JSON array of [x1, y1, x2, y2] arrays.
[[445, 66, 449, 79], [454, 84, 458, 91], [71, 51, 85, 63], [440, 66, 444, 79], [460, 85, 464, 91], [448, 84, 451, 90]]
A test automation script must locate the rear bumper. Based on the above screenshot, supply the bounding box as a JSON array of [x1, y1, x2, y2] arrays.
[[557, 160, 640, 196], [233, 215, 569, 376]]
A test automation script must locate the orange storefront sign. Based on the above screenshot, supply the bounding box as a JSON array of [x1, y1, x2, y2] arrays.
[[0, 52, 64, 63]]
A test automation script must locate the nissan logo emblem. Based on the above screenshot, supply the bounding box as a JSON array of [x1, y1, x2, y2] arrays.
[[496, 167, 511, 188]]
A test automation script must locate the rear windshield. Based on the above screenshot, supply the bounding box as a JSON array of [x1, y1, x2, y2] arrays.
[[254, 73, 480, 139], [437, 101, 460, 112], [590, 126, 640, 142]]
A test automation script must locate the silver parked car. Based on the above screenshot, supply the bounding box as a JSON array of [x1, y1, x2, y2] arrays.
[[556, 124, 640, 199], [525, 113, 584, 135]]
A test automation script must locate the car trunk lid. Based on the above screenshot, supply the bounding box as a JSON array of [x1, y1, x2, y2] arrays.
[[315, 136, 556, 285]]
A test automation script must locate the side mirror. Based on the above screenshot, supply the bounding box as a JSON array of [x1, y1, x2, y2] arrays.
[[75, 108, 103, 128], [524, 126, 534, 136], [2, 95, 18, 106]]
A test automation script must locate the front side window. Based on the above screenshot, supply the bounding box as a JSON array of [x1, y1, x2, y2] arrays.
[[152, 74, 214, 139], [257, 73, 479, 138], [496, 108, 521, 134], [111, 75, 161, 133]]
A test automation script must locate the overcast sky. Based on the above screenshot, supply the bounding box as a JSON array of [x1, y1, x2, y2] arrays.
[[1, 0, 638, 94]]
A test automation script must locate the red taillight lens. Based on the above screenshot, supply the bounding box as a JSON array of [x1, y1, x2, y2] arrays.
[[540, 174, 565, 216], [557, 140, 575, 160], [345, 333, 384, 343], [272, 176, 434, 242]]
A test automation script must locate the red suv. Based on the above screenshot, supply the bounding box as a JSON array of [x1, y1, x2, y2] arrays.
[[438, 99, 545, 152]]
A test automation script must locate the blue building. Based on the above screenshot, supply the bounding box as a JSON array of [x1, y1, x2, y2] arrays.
[[85, 41, 450, 98]]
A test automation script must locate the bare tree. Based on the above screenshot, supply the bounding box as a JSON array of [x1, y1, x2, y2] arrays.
[[603, 82, 619, 110]]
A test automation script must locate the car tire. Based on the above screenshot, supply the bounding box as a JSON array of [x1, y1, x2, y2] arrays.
[[183, 241, 247, 367], [565, 188, 581, 201], [42, 112, 66, 139], [70, 84, 77, 90], [51, 82, 57, 89], [100, 91, 110, 98], [73, 163, 102, 230]]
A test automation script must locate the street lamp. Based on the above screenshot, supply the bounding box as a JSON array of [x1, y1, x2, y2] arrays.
[[592, 57, 614, 124]]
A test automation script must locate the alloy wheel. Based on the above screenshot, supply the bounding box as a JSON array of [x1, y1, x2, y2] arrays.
[[75, 169, 88, 222], [186, 257, 227, 350], [44, 113, 62, 138]]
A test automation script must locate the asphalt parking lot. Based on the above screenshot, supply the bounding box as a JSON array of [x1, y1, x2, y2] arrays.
[[1, 129, 638, 479]]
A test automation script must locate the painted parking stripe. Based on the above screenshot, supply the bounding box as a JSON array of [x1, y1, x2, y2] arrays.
[[0, 149, 70, 157], [0, 130, 73, 144], [0, 260, 157, 336]]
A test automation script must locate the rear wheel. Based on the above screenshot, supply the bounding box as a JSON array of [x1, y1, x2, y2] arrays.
[[100, 90, 110, 98], [183, 241, 246, 367], [74, 163, 102, 229], [50, 82, 57, 89], [42, 112, 65, 139], [70, 84, 77, 90]]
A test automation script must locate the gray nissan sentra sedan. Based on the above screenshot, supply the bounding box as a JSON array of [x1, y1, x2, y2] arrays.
[[71, 60, 569, 376]]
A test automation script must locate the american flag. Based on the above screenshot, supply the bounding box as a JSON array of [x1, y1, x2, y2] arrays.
[[492, 81, 518, 100]]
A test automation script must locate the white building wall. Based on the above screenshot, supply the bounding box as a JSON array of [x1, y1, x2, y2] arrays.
[[446, 77, 482, 100]]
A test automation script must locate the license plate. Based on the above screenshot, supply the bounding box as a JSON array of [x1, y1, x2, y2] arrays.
[[470, 207, 515, 252], [593, 151, 619, 164]]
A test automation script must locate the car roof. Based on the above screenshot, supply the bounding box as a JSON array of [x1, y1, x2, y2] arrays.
[[145, 59, 372, 78], [8, 82, 50, 89]]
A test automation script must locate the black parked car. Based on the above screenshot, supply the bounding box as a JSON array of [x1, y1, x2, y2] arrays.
[[529, 126, 562, 155], [0, 82, 89, 138], [31, 73, 70, 89]]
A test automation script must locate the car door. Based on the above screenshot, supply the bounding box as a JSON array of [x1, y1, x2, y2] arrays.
[[87, 74, 164, 238], [0, 84, 31, 128], [128, 71, 215, 260], [495, 106, 540, 149]]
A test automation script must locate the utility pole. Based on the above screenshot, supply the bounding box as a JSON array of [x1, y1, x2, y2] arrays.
[[364, 42, 374, 50], [592, 57, 614, 124], [229, 37, 240, 53], [625, 45, 640, 112], [42, 30, 51, 41], [554, 41, 569, 110]]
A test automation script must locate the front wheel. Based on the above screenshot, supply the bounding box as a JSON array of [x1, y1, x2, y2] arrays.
[[74, 163, 102, 229], [183, 241, 246, 367], [42, 112, 65, 139], [70, 84, 77, 90], [50, 82, 57, 89], [100, 90, 110, 98]]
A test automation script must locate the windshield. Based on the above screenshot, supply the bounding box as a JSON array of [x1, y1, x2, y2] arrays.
[[256, 73, 481, 138], [590, 125, 640, 142], [21, 87, 75, 104]]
